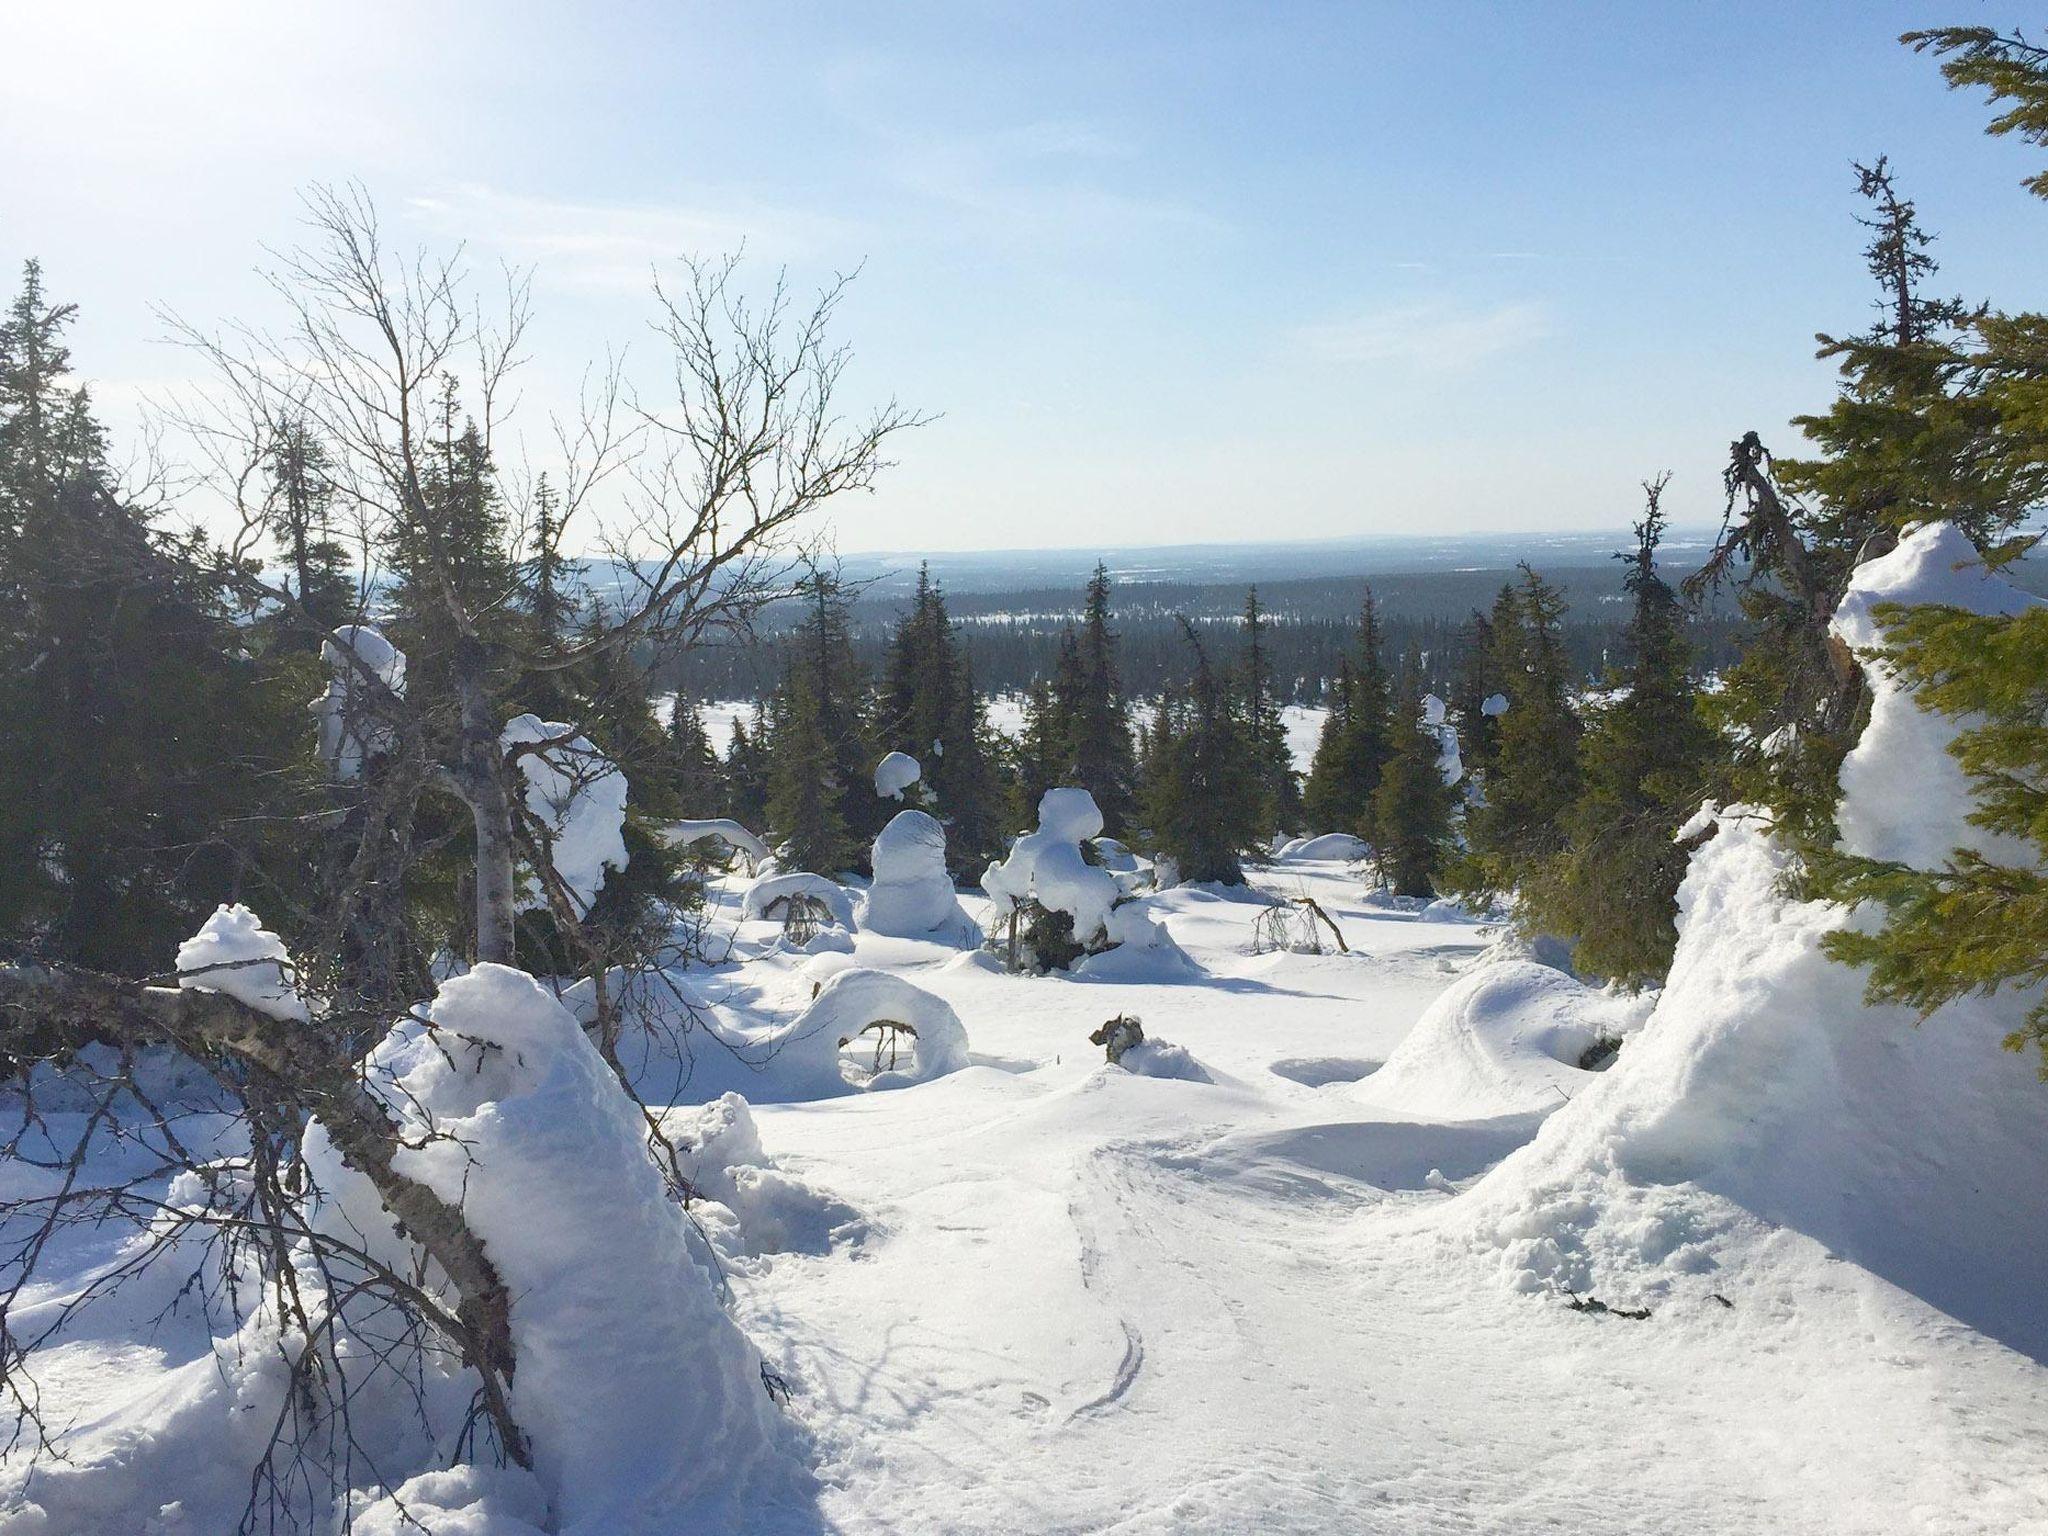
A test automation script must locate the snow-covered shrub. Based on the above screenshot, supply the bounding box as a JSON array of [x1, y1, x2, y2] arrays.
[[862, 809, 977, 943], [668, 1092, 864, 1258], [501, 713, 629, 918], [304, 964, 795, 1531], [740, 871, 858, 936], [874, 750, 922, 801], [663, 817, 772, 872], [981, 788, 1185, 973], [311, 623, 406, 779]]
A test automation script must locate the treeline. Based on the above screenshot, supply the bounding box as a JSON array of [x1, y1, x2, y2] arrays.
[[648, 578, 1749, 704]]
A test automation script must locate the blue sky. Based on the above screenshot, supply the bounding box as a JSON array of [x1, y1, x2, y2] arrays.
[[5, 2, 2045, 551]]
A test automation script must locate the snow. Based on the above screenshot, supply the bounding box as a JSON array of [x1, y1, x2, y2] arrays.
[[741, 870, 858, 930], [874, 750, 922, 800], [663, 817, 772, 869], [501, 713, 630, 917], [175, 902, 308, 1021], [1274, 831, 1369, 862], [862, 810, 977, 943], [1481, 691, 1509, 716], [312, 622, 406, 779], [14, 525, 2048, 1536], [1831, 521, 2043, 869], [981, 788, 1188, 970], [305, 964, 801, 1532]]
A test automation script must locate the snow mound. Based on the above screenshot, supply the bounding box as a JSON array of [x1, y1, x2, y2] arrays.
[[741, 870, 857, 930], [305, 965, 795, 1531], [1831, 521, 2043, 869], [1356, 959, 1644, 1120], [874, 750, 922, 800], [1116, 1038, 1214, 1083], [1448, 523, 2048, 1356], [780, 967, 973, 1092], [350, 1466, 551, 1536], [1480, 691, 1509, 717], [312, 623, 406, 779], [669, 1092, 864, 1257], [863, 810, 977, 943], [175, 903, 307, 1021], [1275, 832, 1370, 862], [501, 713, 629, 917]]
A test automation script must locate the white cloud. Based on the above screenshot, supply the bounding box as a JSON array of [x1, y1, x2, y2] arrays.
[[1290, 299, 1550, 372], [404, 183, 870, 293]]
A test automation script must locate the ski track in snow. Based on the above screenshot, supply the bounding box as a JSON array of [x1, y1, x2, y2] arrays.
[[713, 861, 2048, 1536]]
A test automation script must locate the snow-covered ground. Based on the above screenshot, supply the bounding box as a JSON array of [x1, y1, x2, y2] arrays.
[[9, 530, 2046, 1534]]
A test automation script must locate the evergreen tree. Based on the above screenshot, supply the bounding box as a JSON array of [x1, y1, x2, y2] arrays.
[[1450, 603, 1506, 781], [1238, 587, 1303, 836], [1010, 676, 1066, 830], [1372, 660, 1455, 898], [1522, 480, 1718, 986], [763, 572, 875, 871], [764, 669, 854, 875], [262, 414, 353, 644], [723, 710, 771, 831], [880, 564, 1004, 873], [1302, 589, 1393, 835], [0, 263, 307, 971], [667, 697, 721, 816], [1043, 564, 1139, 832], [1464, 566, 1582, 895], [1142, 619, 1259, 884]]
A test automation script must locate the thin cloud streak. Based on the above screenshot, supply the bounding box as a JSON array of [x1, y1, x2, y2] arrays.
[[1291, 299, 1552, 373]]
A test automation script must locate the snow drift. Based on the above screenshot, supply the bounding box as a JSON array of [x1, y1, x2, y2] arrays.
[[1450, 523, 2048, 1359], [305, 964, 797, 1531]]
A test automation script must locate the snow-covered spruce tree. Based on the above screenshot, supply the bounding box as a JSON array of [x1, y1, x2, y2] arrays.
[[879, 563, 1005, 875], [1302, 588, 1392, 836], [1371, 659, 1456, 897], [1810, 24, 2048, 1068], [1457, 566, 1582, 898], [1238, 587, 1304, 837], [1141, 617, 1259, 884], [1521, 479, 1719, 987], [0, 262, 311, 975]]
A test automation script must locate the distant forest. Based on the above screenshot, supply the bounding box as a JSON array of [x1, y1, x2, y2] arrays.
[[647, 562, 1753, 704]]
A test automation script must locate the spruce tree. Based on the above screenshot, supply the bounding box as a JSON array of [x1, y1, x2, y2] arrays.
[[262, 414, 354, 645], [0, 263, 307, 971], [880, 564, 1004, 873], [1238, 587, 1303, 836], [1142, 619, 1259, 884], [723, 710, 771, 831], [668, 697, 722, 816], [1061, 564, 1139, 833], [1464, 566, 1582, 895], [1450, 604, 1505, 781], [1372, 660, 1455, 898], [1011, 676, 1066, 830], [765, 672, 855, 875], [1301, 589, 1393, 835], [1522, 480, 1718, 986]]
